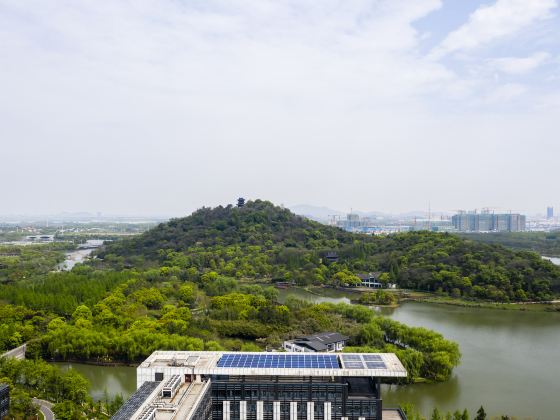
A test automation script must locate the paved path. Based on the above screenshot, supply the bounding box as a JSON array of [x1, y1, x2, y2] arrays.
[[32, 398, 55, 420], [382, 409, 406, 420]]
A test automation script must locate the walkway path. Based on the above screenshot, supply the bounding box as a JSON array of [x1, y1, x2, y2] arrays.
[[32, 398, 55, 420], [382, 409, 406, 420]]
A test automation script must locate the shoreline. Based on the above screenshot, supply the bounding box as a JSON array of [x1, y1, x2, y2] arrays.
[[301, 285, 560, 312], [49, 358, 138, 368]]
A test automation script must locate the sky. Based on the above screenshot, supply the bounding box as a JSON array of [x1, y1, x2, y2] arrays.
[[1, 0, 559, 216]]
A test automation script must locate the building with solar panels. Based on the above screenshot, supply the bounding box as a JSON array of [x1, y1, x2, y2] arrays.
[[112, 351, 407, 420]]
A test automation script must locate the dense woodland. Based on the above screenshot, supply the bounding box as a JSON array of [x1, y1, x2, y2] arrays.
[[458, 231, 560, 257], [0, 271, 460, 382], [0, 243, 69, 283], [101, 200, 560, 302], [0, 200, 557, 419]]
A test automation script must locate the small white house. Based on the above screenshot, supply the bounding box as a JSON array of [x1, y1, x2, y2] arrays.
[[283, 332, 349, 353], [357, 272, 383, 288]]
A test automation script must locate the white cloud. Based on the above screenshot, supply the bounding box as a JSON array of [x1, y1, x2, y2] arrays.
[[0, 0, 559, 214], [431, 0, 557, 58], [484, 82, 527, 103], [487, 51, 551, 74]]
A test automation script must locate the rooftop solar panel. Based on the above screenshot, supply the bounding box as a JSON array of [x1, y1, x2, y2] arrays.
[[111, 381, 160, 420], [365, 361, 386, 369], [217, 354, 340, 369], [344, 361, 365, 369], [362, 355, 383, 362], [341, 354, 362, 361]]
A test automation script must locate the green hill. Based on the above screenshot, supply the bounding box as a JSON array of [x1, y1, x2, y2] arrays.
[[100, 200, 560, 302]]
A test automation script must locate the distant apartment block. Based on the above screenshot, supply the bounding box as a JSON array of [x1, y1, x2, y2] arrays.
[[547, 207, 554, 219], [452, 210, 526, 232]]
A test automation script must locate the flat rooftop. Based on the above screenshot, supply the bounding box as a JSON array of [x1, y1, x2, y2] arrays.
[[139, 351, 407, 378]]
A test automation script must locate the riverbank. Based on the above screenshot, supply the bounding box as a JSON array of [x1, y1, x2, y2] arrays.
[[293, 285, 560, 312], [402, 291, 560, 312], [46, 358, 138, 367]]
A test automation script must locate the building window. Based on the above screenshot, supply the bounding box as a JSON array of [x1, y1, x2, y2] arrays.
[[155, 372, 164, 381]]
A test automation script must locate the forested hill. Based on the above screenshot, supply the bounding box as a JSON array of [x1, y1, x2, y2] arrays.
[[104, 200, 355, 257], [99, 200, 560, 302]]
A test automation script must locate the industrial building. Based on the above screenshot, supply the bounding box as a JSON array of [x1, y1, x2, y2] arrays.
[[112, 351, 407, 420], [0, 383, 9, 419], [451, 210, 526, 232], [282, 332, 349, 353]]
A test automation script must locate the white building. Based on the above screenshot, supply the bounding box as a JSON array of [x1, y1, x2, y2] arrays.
[[282, 332, 349, 353], [357, 273, 383, 288]]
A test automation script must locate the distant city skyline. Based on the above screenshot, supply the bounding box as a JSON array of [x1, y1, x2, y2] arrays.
[[1, 0, 559, 215], [0, 202, 556, 220]]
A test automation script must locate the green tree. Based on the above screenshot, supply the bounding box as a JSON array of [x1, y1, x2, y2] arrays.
[[431, 407, 442, 420], [53, 400, 83, 420], [132, 288, 165, 309], [178, 283, 196, 305], [72, 305, 92, 322], [474, 406, 486, 420]]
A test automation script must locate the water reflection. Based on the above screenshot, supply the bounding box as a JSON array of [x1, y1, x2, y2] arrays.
[[53, 363, 137, 401], [384, 375, 461, 411]]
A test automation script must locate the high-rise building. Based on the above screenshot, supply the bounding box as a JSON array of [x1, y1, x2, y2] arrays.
[[547, 207, 554, 219], [112, 351, 407, 420], [476, 213, 494, 231], [0, 383, 9, 419], [452, 212, 471, 231], [452, 211, 526, 232]]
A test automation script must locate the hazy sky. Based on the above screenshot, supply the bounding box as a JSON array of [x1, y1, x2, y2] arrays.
[[1, 0, 559, 216]]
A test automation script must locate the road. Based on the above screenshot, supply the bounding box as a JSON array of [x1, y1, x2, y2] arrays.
[[32, 398, 55, 420]]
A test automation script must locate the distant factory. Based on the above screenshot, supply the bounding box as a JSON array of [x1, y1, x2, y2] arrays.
[[452, 210, 526, 232]]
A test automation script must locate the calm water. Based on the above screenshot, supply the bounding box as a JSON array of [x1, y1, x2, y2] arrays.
[[381, 302, 560, 419], [58, 240, 104, 270], [58, 249, 96, 270], [280, 288, 560, 419], [53, 362, 137, 401], [58, 288, 560, 419], [543, 256, 560, 266]]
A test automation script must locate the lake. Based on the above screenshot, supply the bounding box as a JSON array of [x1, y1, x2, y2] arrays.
[[59, 288, 560, 419], [53, 362, 137, 401], [280, 288, 560, 419], [543, 256, 560, 266]]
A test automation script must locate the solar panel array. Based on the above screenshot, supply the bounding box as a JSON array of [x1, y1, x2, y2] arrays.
[[217, 353, 340, 369], [111, 381, 160, 420], [340, 354, 386, 370]]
